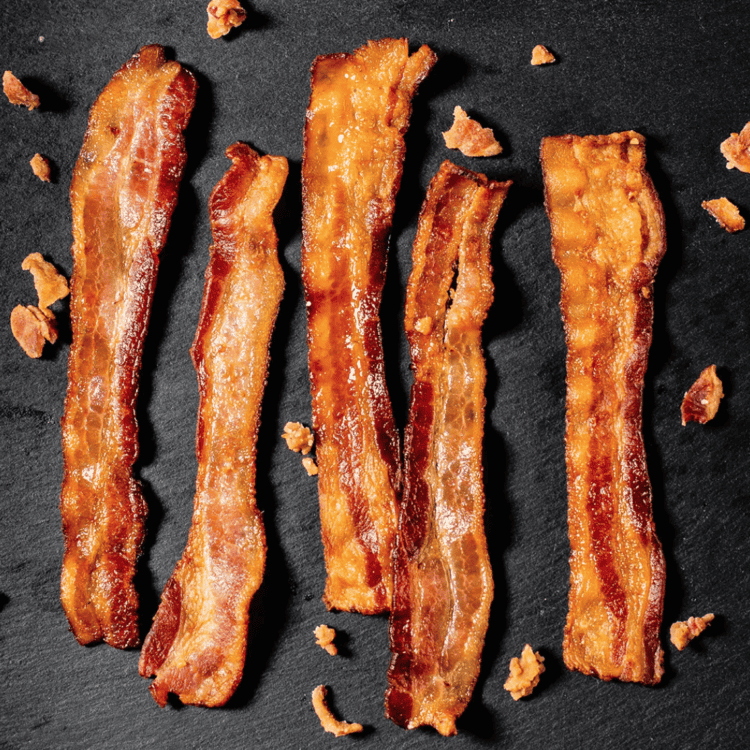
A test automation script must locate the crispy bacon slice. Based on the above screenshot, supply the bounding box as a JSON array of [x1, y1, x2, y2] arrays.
[[60, 45, 197, 648], [386, 161, 510, 735], [302, 38, 436, 614], [139, 144, 287, 706], [541, 132, 667, 684]]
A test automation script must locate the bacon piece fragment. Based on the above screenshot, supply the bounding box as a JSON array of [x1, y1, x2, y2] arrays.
[[30, 153, 51, 182], [314, 624, 338, 655], [531, 45, 556, 65], [681, 365, 723, 425], [302, 38, 436, 614], [282, 421, 314, 454], [302, 456, 319, 476], [22, 253, 69, 311], [206, 0, 246, 39], [11, 304, 57, 358], [139, 144, 287, 706], [386, 161, 510, 736], [443, 106, 502, 157], [3, 70, 40, 109], [720, 123, 750, 172], [60, 45, 197, 648], [504, 644, 546, 700], [312, 685, 364, 737], [670, 613, 715, 650], [702, 197, 745, 233], [542, 131, 667, 684]]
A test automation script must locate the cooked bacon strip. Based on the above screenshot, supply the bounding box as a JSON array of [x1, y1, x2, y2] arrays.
[[386, 161, 510, 735], [541, 132, 667, 684], [302, 38, 436, 614], [60, 45, 197, 648], [139, 144, 287, 706]]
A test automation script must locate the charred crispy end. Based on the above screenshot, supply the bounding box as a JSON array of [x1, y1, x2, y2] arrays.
[[542, 132, 667, 684], [282, 421, 314, 454], [22, 253, 69, 311], [681, 365, 723, 426], [60, 45, 197, 649], [314, 624, 338, 655], [702, 198, 745, 233], [3, 70, 40, 109], [504, 644, 546, 700], [139, 144, 287, 706], [206, 0, 247, 39], [11, 304, 57, 358], [302, 39, 436, 615], [386, 161, 510, 736], [312, 685, 364, 737], [720, 123, 750, 172], [443, 106, 502, 157], [531, 45, 556, 65], [670, 613, 715, 650], [30, 153, 52, 182]]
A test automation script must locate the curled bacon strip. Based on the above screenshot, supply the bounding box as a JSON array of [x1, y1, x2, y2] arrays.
[[302, 38, 436, 614], [386, 161, 510, 735], [139, 144, 287, 706], [541, 132, 667, 684], [60, 45, 196, 648]]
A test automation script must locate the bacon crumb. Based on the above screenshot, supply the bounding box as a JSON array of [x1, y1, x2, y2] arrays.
[[30, 153, 51, 182], [302, 457, 319, 476], [531, 45, 555, 65], [681, 365, 723, 426], [721, 123, 750, 172], [207, 0, 247, 39], [702, 197, 745, 233], [22, 252, 69, 312], [3, 71, 40, 110], [282, 421, 314, 454], [503, 644, 545, 701], [443, 106, 502, 157], [314, 624, 338, 656], [670, 613, 715, 650], [312, 685, 363, 737], [11, 304, 57, 358]]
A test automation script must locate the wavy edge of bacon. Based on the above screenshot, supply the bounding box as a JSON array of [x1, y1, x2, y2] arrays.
[[60, 44, 197, 649], [301, 38, 437, 614], [138, 143, 288, 707], [541, 131, 667, 684], [386, 161, 510, 735]]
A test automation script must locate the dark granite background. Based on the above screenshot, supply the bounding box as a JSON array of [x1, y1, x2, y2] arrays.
[[1, 1, 749, 748]]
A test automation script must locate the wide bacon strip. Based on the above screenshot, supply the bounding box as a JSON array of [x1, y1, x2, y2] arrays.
[[541, 132, 667, 684], [60, 45, 196, 648], [386, 161, 510, 736], [302, 38, 436, 614], [139, 144, 287, 706]]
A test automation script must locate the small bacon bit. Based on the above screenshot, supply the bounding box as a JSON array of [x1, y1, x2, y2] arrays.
[[22, 253, 69, 311], [443, 106, 502, 157], [207, 0, 247, 39], [30, 153, 51, 182], [504, 644, 546, 700], [11, 304, 57, 358], [702, 197, 745, 233], [302, 457, 319, 476], [681, 365, 724, 426], [282, 421, 314, 454], [531, 45, 555, 65], [721, 123, 750, 172], [314, 624, 338, 655], [670, 613, 715, 650], [312, 685, 363, 737], [3, 71, 40, 110]]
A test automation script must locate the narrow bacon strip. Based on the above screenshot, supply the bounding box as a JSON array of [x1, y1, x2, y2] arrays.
[[302, 38, 436, 614], [541, 132, 667, 684], [139, 144, 287, 706], [386, 161, 510, 735], [60, 45, 197, 648]]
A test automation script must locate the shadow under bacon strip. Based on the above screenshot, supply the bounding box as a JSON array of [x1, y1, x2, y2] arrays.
[[60, 45, 197, 649], [302, 38, 436, 614], [541, 132, 667, 684], [138, 144, 287, 707], [386, 161, 510, 736]]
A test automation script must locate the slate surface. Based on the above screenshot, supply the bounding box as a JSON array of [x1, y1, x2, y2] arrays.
[[1, 1, 749, 748]]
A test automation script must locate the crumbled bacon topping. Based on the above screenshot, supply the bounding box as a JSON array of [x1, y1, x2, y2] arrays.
[[207, 0, 247, 39], [30, 153, 51, 182], [311, 685, 363, 737], [282, 421, 314, 454], [720, 123, 750, 172], [442, 106, 502, 157], [531, 45, 556, 65], [503, 644, 545, 700], [3, 71, 40, 110], [670, 613, 715, 650], [302, 457, 319, 476], [681, 365, 723, 426], [314, 624, 338, 656], [22, 253, 69, 312], [702, 197, 745, 233], [11, 304, 57, 358]]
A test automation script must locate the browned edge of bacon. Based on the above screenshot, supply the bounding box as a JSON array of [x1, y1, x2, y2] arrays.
[[541, 131, 667, 684], [301, 38, 437, 614], [386, 161, 510, 735], [138, 144, 287, 707], [60, 45, 197, 649]]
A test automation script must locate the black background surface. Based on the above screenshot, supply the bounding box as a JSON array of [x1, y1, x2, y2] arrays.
[[1, 1, 749, 748]]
